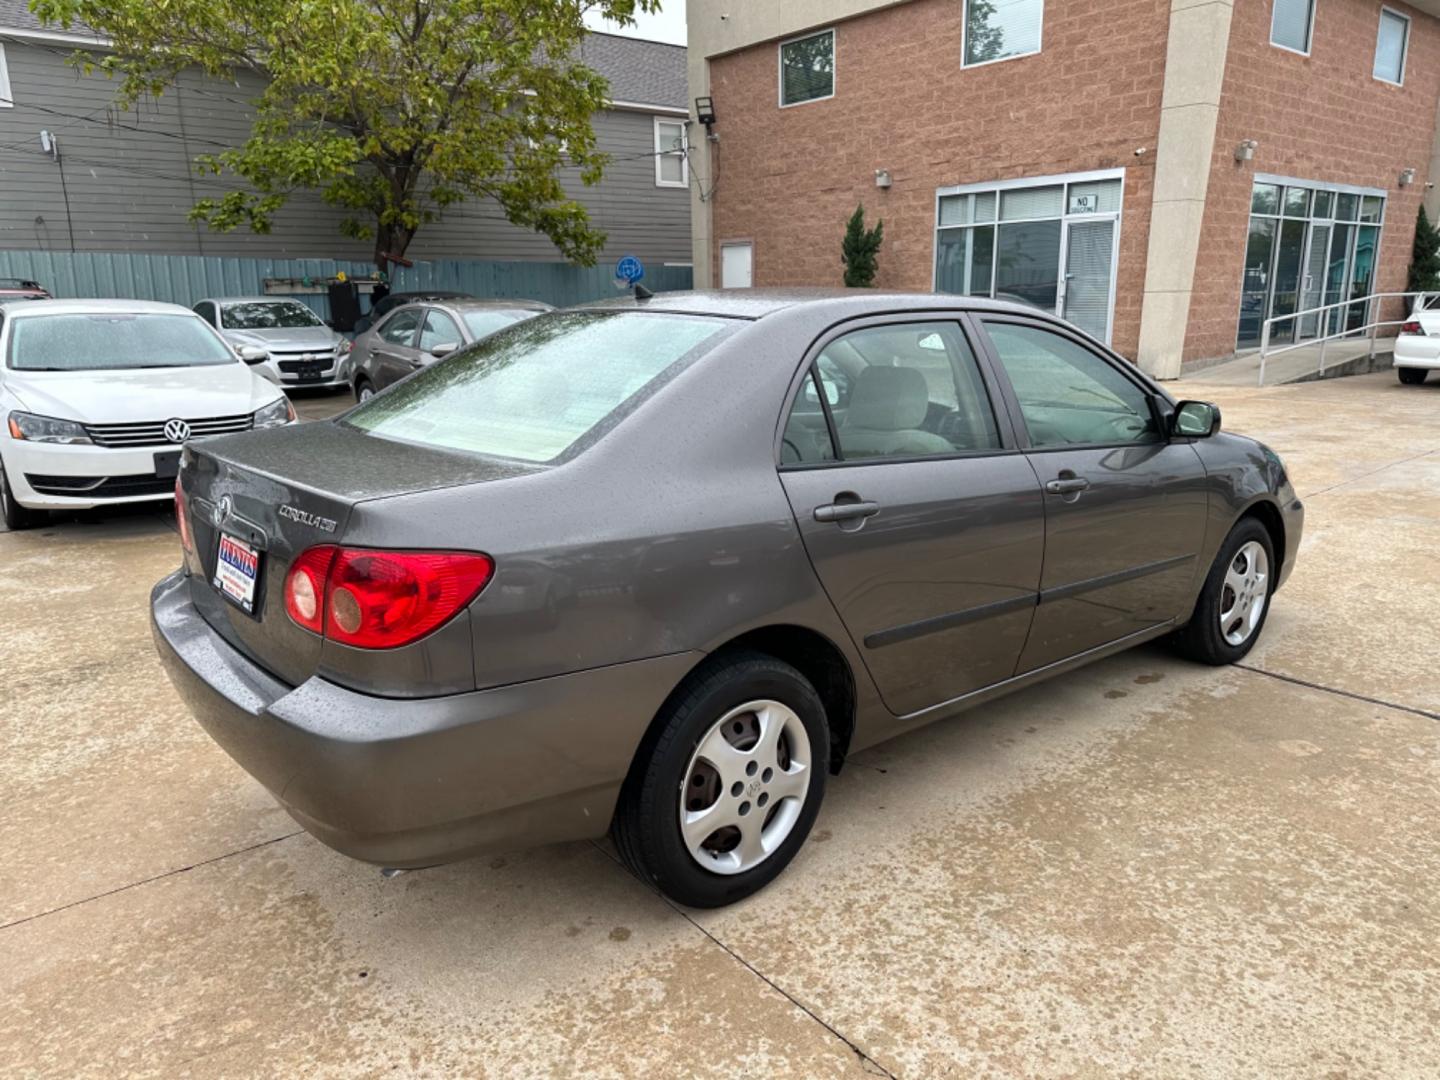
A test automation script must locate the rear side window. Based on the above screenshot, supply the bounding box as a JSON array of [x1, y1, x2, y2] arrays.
[[345, 311, 732, 463], [981, 321, 1158, 448], [782, 321, 1000, 464]]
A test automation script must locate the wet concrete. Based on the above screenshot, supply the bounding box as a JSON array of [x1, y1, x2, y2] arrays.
[[1, 372, 1436, 1077]]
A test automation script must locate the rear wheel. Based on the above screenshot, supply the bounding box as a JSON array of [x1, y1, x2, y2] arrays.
[[354, 377, 375, 403], [612, 652, 829, 908], [1397, 367, 1429, 385], [1171, 517, 1274, 665], [0, 459, 45, 530]]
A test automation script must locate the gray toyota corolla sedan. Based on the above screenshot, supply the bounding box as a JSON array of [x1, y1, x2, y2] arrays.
[[152, 290, 1303, 908]]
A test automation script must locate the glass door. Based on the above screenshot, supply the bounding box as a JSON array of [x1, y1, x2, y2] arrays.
[[1299, 223, 1330, 339], [1268, 218, 1307, 345], [1237, 218, 1276, 349], [1061, 218, 1116, 342]]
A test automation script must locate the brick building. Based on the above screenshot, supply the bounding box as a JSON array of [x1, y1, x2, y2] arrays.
[[684, 0, 1440, 375]]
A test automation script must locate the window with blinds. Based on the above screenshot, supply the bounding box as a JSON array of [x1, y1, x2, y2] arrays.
[[779, 29, 835, 107], [1271, 0, 1315, 54], [964, 0, 1044, 67], [1374, 9, 1410, 84]]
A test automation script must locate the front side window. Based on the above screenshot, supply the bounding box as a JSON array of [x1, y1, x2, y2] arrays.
[[8, 313, 236, 371], [783, 322, 1000, 465], [982, 321, 1158, 448], [654, 118, 688, 187], [379, 308, 422, 346], [779, 29, 834, 106], [345, 312, 733, 463], [1374, 9, 1409, 84], [1271, 0, 1315, 53], [219, 300, 324, 329], [418, 310, 462, 352], [964, 0, 1043, 67]]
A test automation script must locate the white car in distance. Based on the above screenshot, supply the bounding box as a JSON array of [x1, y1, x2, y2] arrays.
[[1394, 294, 1440, 385], [1, 299, 294, 530]]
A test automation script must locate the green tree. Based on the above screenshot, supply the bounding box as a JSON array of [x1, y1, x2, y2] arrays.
[[31, 0, 659, 270], [1408, 205, 1440, 293], [841, 204, 884, 288], [964, 0, 1006, 64]]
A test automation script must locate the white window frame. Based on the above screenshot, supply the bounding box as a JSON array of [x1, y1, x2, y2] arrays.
[[0, 44, 13, 108], [961, 0, 1044, 70], [777, 27, 836, 109], [1270, 0, 1316, 57], [1374, 7, 1410, 86], [653, 116, 688, 189]]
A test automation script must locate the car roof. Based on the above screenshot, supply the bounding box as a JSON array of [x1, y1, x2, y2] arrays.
[[439, 298, 553, 312], [201, 297, 308, 305], [576, 288, 1050, 321], [1, 298, 199, 318]]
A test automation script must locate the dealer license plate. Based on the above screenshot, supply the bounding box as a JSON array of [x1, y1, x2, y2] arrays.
[[213, 532, 261, 614]]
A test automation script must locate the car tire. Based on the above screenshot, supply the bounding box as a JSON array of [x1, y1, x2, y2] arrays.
[[0, 458, 45, 531], [612, 651, 830, 908], [354, 377, 375, 403], [1397, 367, 1429, 385], [1171, 516, 1275, 666]]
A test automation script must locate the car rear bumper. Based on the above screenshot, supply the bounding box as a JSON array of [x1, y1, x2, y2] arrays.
[[150, 569, 700, 867], [1393, 335, 1440, 368]]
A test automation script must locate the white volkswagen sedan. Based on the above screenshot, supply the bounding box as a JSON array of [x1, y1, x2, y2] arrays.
[[1, 299, 294, 529]]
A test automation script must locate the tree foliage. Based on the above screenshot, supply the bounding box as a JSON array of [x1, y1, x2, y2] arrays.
[[964, 0, 1006, 63], [31, 0, 659, 267], [841, 203, 883, 288], [1409, 205, 1440, 293]]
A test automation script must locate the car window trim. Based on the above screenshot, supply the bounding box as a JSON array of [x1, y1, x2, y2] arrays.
[[969, 313, 1168, 453], [774, 312, 1020, 472]]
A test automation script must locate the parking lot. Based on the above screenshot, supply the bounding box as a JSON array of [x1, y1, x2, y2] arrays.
[[2, 370, 1437, 1077]]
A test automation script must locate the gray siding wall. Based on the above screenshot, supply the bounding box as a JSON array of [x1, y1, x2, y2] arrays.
[[0, 40, 692, 265]]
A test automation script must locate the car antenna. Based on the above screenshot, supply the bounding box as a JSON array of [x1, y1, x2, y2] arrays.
[[633, 283, 654, 301]]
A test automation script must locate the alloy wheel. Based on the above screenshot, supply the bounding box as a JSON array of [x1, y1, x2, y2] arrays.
[[678, 699, 811, 875], [1219, 540, 1269, 646]]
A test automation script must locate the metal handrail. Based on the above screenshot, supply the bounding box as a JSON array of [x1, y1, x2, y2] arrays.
[[1257, 291, 1439, 386]]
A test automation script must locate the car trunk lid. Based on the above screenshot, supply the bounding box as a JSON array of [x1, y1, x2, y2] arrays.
[[182, 420, 538, 685]]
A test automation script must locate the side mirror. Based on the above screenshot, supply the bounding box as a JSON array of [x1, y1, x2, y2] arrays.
[[429, 342, 459, 358], [1173, 400, 1221, 438], [237, 345, 269, 366]]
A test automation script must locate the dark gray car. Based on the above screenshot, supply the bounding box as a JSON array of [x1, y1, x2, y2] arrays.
[[152, 290, 1303, 908], [348, 298, 552, 400]]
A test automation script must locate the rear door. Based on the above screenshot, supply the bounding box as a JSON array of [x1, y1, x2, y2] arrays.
[[778, 316, 1045, 718], [974, 316, 1209, 671], [372, 307, 423, 389]]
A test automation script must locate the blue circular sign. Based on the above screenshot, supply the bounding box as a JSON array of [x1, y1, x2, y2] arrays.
[[616, 255, 645, 285]]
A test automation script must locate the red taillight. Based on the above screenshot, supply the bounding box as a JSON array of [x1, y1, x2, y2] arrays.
[[282, 546, 493, 649], [1401, 321, 1423, 335], [284, 545, 338, 634], [175, 476, 194, 555]]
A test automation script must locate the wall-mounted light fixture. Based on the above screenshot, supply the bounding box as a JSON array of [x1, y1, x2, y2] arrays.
[[1399, 167, 1417, 187], [874, 169, 892, 189], [694, 96, 716, 128], [1234, 139, 1258, 162]]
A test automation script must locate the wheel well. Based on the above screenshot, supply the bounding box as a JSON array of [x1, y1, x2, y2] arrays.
[[712, 625, 857, 774], [1241, 499, 1286, 575]]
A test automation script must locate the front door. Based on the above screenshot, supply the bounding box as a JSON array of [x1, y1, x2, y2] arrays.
[[777, 318, 1045, 717], [1060, 217, 1117, 342], [371, 307, 423, 389], [976, 317, 1209, 671]]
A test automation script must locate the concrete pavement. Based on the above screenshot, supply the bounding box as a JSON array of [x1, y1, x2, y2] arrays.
[[2, 373, 1437, 1077]]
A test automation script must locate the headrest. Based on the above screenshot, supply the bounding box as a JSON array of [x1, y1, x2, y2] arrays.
[[844, 365, 930, 431]]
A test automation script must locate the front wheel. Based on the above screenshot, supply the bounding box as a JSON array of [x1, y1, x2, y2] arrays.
[[0, 459, 45, 530], [1171, 517, 1275, 665], [612, 652, 829, 908], [1397, 367, 1429, 385], [354, 377, 375, 403]]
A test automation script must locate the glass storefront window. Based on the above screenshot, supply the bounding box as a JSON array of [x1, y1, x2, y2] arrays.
[[1335, 192, 1359, 220], [995, 219, 1062, 310], [1000, 185, 1064, 221], [1252, 183, 1282, 214], [1283, 187, 1311, 217], [935, 225, 995, 296], [1312, 190, 1334, 219], [1360, 195, 1384, 223]]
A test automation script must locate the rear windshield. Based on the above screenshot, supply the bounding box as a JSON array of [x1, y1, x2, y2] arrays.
[[461, 309, 535, 339], [344, 311, 732, 462], [221, 301, 324, 329], [8, 313, 236, 371]]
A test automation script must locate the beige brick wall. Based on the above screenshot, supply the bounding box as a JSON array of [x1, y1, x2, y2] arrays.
[[706, 0, 1172, 357], [1185, 0, 1440, 361]]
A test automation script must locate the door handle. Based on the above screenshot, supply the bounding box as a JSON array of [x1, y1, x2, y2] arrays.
[[1045, 477, 1091, 495], [814, 500, 880, 523]]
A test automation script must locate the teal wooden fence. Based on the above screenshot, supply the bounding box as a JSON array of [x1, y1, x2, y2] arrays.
[[0, 251, 693, 318]]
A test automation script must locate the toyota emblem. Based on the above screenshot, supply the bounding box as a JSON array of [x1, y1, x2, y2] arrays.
[[163, 418, 191, 443]]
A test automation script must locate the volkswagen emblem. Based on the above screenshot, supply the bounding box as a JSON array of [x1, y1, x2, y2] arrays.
[[213, 494, 233, 527], [163, 418, 191, 444]]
